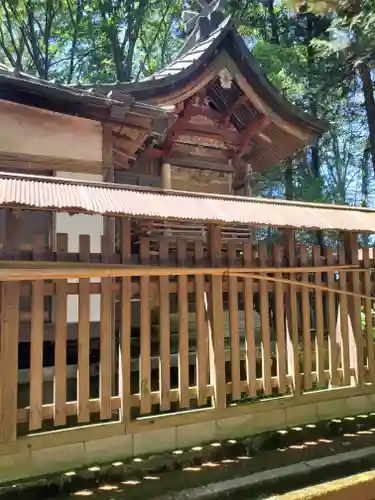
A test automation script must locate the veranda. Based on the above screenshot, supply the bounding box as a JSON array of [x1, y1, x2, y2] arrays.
[[0, 177, 375, 481]]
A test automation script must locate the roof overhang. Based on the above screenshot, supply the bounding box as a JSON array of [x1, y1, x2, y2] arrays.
[[0, 172, 373, 233], [0, 67, 175, 136]]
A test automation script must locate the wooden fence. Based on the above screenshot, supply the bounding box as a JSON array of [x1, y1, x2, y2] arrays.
[[0, 219, 374, 445]]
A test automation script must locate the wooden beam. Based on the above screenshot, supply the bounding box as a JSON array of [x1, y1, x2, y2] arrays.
[[167, 155, 233, 172], [222, 95, 248, 124], [162, 101, 192, 155], [236, 116, 271, 160]]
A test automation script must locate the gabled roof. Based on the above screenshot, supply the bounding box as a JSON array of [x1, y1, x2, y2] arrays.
[[78, 17, 327, 140]]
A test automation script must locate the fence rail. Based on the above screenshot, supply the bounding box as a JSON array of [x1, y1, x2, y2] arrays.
[[0, 222, 374, 445]]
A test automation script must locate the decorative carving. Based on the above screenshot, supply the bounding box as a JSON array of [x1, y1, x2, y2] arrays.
[[190, 170, 211, 185], [219, 68, 233, 89], [177, 134, 228, 149], [189, 115, 214, 126]]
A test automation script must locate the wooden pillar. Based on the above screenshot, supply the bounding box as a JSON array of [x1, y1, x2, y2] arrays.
[[244, 163, 253, 197], [161, 162, 171, 189]]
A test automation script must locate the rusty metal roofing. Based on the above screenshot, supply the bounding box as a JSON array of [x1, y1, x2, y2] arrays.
[[0, 172, 374, 232]]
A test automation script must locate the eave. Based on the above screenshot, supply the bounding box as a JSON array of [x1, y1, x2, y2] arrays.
[[0, 67, 175, 141]]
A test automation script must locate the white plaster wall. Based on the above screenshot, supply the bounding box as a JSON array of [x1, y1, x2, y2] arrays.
[[0, 100, 102, 162], [55, 172, 103, 325]]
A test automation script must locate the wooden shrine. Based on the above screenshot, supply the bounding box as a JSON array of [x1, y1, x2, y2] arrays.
[[79, 14, 327, 196]]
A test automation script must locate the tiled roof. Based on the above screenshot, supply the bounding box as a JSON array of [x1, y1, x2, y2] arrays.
[[0, 172, 374, 232]]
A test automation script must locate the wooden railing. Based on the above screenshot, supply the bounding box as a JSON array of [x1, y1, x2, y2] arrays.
[[0, 222, 374, 444]]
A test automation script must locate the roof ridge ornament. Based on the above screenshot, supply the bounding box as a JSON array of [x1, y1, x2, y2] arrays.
[[218, 67, 233, 89], [180, 0, 228, 55]]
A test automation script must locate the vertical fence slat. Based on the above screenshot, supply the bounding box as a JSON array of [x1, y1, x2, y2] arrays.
[[78, 234, 90, 423], [194, 240, 208, 406], [258, 243, 272, 396], [337, 246, 350, 386], [29, 238, 45, 431], [0, 282, 20, 443], [362, 247, 375, 381], [120, 218, 131, 422], [208, 226, 226, 409], [326, 247, 339, 387], [227, 241, 241, 401], [29, 280, 44, 431], [140, 238, 151, 415], [273, 244, 287, 394], [345, 233, 364, 385], [159, 239, 171, 411], [100, 235, 113, 420], [54, 233, 68, 426], [284, 232, 300, 396], [177, 240, 190, 409], [243, 241, 257, 398], [313, 246, 326, 388], [300, 245, 312, 391]]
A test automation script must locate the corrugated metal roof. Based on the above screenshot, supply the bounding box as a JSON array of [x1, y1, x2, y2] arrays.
[[0, 172, 374, 232]]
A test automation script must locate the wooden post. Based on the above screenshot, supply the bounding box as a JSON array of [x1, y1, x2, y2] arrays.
[[78, 235, 91, 423], [362, 247, 375, 381], [159, 239, 171, 411], [300, 245, 312, 391], [120, 218, 132, 422], [139, 238, 151, 414], [283, 230, 301, 396], [343, 232, 364, 386], [194, 240, 209, 406], [313, 246, 326, 388], [54, 233, 68, 426], [161, 163, 172, 189], [0, 282, 20, 443], [273, 244, 287, 394], [243, 241, 257, 397], [326, 247, 339, 387], [207, 225, 226, 409], [177, 239, 189, 409], [227, 240, 241, 401], [102, 123, 117, 403], [337, 245, 350, 386], [29, 236, 45, 431], [258, 243, 272, 395]]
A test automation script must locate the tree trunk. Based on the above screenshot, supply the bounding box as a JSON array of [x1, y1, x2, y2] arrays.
[[267, 0, 279, 44], [285, 160, 294, 200], [359, 64, 375, 178]]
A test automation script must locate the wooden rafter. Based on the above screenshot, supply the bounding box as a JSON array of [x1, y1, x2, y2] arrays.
[[236, 115, 271, 160]]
